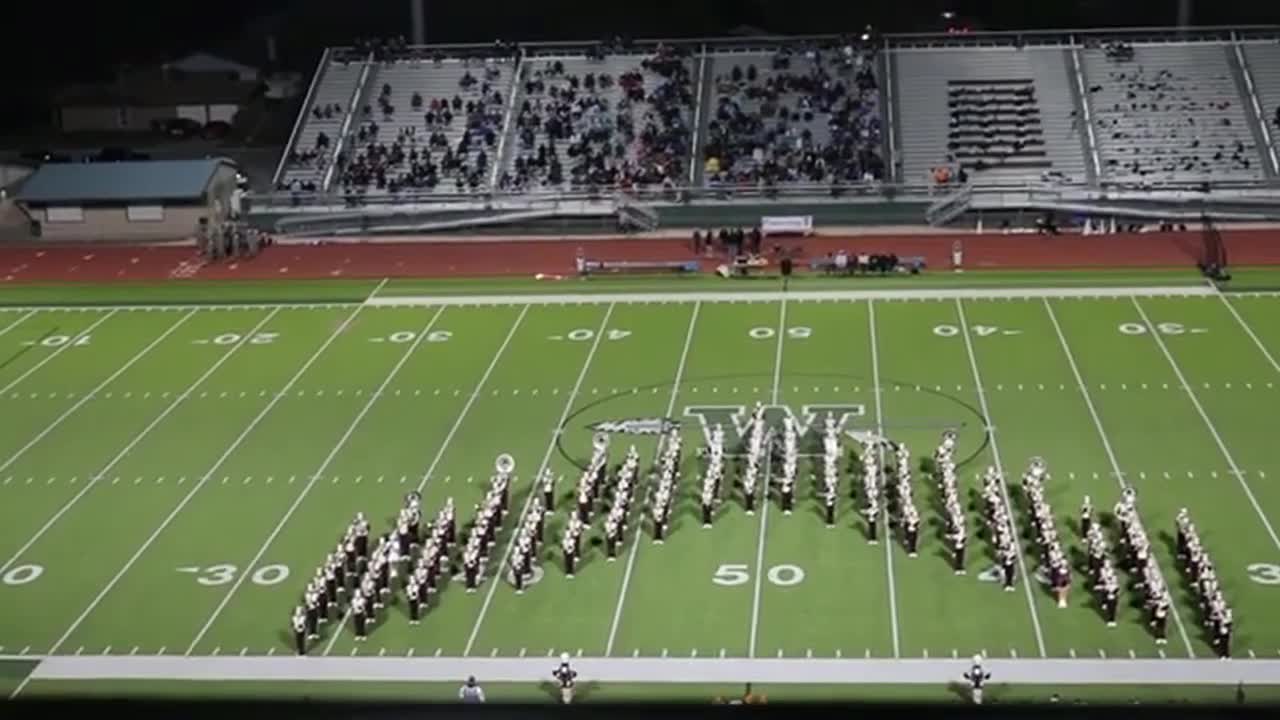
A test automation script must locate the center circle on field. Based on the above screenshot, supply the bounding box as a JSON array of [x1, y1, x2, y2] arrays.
[[555, 371, 989, 470]]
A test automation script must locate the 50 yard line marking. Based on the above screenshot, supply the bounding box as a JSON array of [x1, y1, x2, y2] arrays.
[[954, 298, 1047, 658], [604, 301, 701, 656], [0, 310, 117, 398], [463, 303, 616, 656], [1132, 297, 1280, 551], [10, 303, 373, 699], [0, 308, 281, 580], [749, 296, 787, 658], [184, 306, 449, 654], [1043, 300, 1195, 658], [322, 304, 531, 654], [868, 300, 902, 658]]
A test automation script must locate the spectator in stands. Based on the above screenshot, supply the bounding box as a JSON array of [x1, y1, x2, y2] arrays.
[[703, 37, 884, 190]]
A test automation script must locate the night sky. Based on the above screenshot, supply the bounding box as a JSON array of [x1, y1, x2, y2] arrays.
[[5, 0, 1278, 130]]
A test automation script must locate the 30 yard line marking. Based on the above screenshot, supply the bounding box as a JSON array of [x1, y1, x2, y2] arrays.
[[0, 310, 193, 482], [749, 296, 788, 658], [1044, 300, 1195, 658], [868, 300, 901, 658], [1132, 298, 1280, 552], [464, 303, 616, 656], [323, 305, 530, 655], [0, 310, 118, 398], [0, 309, 282, 581], [186, 306, 449, 655], [605, 301, 700, 656], [12, 302, 373, 699], [954, 298, 1047, 658]]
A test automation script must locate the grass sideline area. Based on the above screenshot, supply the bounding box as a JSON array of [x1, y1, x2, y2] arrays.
[[1, 269, 1280, 704]]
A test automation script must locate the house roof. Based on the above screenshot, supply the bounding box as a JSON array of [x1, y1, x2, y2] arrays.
[[15, 159, 235, 204]]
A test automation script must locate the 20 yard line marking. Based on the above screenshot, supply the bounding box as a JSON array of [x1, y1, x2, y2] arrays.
[[749, 296, 787, 658], [322, 305, 530, 655], [186, 306, 449, 655], [10, 302, 373, 700], [869, 300, 902, 658], [1132, 298, 1280, 552], [1044, 300, 1195, 658], [464, 303, 616, 656], [0, 310, 192, 481], [955, 298, 1047, 658], [605, 301, 700, 656], [0, 310, 282, 581], [0, 311, 118, 398]]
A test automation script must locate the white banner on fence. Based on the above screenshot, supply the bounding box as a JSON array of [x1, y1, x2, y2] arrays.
[[761, 215, 814, 236]]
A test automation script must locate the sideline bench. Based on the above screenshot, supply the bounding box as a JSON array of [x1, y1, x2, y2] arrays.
[[581, 259, 700, 276]]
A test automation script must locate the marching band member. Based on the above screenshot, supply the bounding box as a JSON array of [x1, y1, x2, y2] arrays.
[[553, 652, 579, 704], [291, 606, 307, 656]]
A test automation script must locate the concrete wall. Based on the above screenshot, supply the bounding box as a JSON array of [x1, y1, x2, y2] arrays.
[[34, 204, 207, 241]]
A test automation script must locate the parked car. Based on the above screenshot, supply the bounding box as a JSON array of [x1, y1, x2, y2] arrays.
[[153, 117, 203, 138], [89, 146, 150, 163], [202, 120, 232, 140]]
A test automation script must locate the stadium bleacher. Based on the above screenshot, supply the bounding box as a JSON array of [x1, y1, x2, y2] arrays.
[[276, 51, 368, 192]]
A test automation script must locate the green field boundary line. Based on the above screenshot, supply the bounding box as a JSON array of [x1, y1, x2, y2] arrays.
[[366, 287, 1219, 307], [21, 656, 1280, 685]]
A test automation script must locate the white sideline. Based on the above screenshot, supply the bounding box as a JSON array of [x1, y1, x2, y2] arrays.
[[24, 655, 1280, 685], [365, 286, 1217, 307]]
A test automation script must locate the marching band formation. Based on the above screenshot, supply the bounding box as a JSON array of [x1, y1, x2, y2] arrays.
[[285, 416, 1240, 659]]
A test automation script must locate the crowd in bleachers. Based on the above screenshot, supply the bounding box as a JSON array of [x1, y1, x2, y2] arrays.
[[704, 37, 885, 188], [497, 42, 695, 192], [336, 62, 508, 195]]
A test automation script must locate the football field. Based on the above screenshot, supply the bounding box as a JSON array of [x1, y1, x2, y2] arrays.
[[3, 276, 1280, 700]]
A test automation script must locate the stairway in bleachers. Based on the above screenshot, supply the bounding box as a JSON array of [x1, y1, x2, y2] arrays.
[[1241, 41, 1280, 173], [276, 55, 367, 192]]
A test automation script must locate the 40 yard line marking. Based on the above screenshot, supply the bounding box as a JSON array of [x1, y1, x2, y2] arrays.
[[954, 298, 1047, 658], [185, 306, 448, 654], [0, 309, 282, 581], [1043, 300, 1195, 658], [1132, 298, 1280, 552], [605, 301, 701, 656], [463, 303, 616, 656], [749, 296, 787, 658], [322, 305, 531, 655], [12, 302, 374, 699], [869, 300, 902, 658], [0, 310, 118, 398], [0, 310, 193, 481]]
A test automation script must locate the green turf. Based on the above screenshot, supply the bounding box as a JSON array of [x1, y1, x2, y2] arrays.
[[2, 284, 1280, 702]]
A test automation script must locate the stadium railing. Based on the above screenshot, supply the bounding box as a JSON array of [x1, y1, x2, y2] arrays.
[[271, 46, 334, 190]]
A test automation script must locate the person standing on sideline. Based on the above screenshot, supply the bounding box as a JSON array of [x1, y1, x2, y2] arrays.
[[459, 676, 485, 703], [964, 655, 992, 705], [553, 653, 578, 704]]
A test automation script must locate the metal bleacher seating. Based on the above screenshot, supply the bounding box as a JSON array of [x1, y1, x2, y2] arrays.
[[277, 57, 366, 191], [893, 47, 1088, 187], [1079, 42, 1265, 184], [336, 56, 515, 197], [1242, 41, 1280, 163], [701, 43, 884, 187], [497, 49, 695, 193]]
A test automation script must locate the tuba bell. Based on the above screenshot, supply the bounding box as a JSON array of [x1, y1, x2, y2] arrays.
[[592, 431, 610, 453], [495, 453, 516, 476]]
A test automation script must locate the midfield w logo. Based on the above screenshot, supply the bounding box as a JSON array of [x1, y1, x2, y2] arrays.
[[682, 404, 875, 447]]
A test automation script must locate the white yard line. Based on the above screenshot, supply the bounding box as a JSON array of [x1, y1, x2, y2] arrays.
[[0, 309, 36, 338], [1131, 297, 1280, 551], [0, 310, 119, 398], [321, 305, 531, 655], [0, 308, 282, 580], [868, 300, 902, 659], [0, 310, 194, 479], [953, 298, 1048, 658], [462, 303, 616, 656], [604, 301, 701, 656], [183, 307, 449, 654], [1215, 292, 1280, 375], [748, 297, 787, 658], [1042, 300, 1196, 658], [11, 303, 373, 699]]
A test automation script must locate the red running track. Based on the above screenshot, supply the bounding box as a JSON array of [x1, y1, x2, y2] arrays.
[[0, 229, 1277, 284]]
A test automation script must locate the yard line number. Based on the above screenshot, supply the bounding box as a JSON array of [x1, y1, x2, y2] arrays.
[[1118, 322, 1205, 336], [1247, 563, 1280, 585], [375, 330, 452, 344], [555, 329, 631, 341], [712, 563, 805, 587], [177, 564, 290, 586], [2, 564, 44, 586], [748, 327, 811, 339], [197, 332, 280, 346], [25, 335, 92, 348], [933, 325, 1007, 337]]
